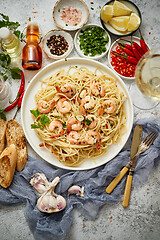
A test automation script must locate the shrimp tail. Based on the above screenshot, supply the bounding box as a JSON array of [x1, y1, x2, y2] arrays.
[[98, 106, 104, 116]]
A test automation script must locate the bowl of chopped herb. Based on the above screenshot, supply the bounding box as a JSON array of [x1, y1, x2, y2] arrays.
[[74, 24, 111, 60]]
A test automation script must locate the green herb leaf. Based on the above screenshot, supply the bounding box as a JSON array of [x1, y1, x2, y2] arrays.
[[84, 118, 92, 126], [63, 123, 67, 128], [30, 109, 40, 118], [31, 123, 42, 129], [10, 67, 21, 79], [39, 114, 50, 125]]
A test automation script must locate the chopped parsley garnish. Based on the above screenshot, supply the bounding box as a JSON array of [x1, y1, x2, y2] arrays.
[[84, 118, 92, 126], [30, 108, 40, 118]]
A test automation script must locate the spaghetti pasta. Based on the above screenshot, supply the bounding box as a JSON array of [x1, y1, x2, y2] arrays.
[[30, 66, 127, 167]]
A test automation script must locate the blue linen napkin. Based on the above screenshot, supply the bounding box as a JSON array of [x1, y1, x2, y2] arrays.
[[0, 117, 160, 240]]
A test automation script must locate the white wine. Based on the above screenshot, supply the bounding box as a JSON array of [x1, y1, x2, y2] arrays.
[[135, 49, 160, 101]]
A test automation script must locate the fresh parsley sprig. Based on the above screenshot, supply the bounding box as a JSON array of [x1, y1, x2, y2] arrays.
[[30, 109, 50, 129]]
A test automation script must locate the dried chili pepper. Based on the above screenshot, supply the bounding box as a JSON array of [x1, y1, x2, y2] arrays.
[[4, 97, 19, 112], [139, 29, 149, 53], [118, 43, 135, 57], [111, 51, 138, 65], [13, 91, 25, 119]]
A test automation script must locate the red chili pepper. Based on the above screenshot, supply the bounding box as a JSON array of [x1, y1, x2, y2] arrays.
[[118, 43, 135, 57], [130, 41, 141, 61], [10, 70, 25, 103], [118, 42, 132, 51], [111, 51, 138, 65], [132, 42, 145, 55], [139, 29, 149, 53], [13, 91, 25, 119], [4, 97, 19, 112]]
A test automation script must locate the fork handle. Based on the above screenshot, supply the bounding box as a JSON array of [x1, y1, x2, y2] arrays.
[[105, 166, 129, 194], [122, 173, 133, 208]]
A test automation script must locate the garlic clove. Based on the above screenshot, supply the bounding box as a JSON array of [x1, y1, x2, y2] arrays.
[[56, 195, 66, 211], [30, 173, 50, 194], [68, 185, 84, 197], [50, 176, 60, 188]]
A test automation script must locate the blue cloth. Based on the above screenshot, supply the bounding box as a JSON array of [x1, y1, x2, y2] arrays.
[[0, 117, 160, 240]]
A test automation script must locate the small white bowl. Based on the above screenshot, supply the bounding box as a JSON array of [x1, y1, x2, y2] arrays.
[[100, 0, 142, 37], [74, 24, 111, 60], [42, 30, 73, 60], [108, 36, 149, 81], [53, 0, 89, 31]]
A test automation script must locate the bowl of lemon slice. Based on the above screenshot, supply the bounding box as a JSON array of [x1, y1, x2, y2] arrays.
[[100, 0, 141, 36]]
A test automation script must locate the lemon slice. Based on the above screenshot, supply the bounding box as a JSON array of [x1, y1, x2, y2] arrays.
[[101, 5, 113, 23], [113, 0, 132, 16], [127, 13, 141, 31], [109, 16, 130, 32]]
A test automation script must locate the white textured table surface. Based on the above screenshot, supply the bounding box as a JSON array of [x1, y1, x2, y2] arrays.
[[0, 0, 160, 240]]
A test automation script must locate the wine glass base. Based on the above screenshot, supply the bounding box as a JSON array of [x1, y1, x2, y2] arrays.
[[129, 82, 159, 110]]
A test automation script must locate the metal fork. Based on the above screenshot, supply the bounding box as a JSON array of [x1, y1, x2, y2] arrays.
[[133, 131, 158, 158]]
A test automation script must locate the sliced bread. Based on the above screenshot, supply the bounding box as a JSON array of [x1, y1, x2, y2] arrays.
[[0, 119, 6, 155], [6, 120, 27, 171], [0, 144, 17, 188]]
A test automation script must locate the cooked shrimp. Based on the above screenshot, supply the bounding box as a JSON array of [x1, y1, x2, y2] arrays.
[[67, 131, 85, 145], [67, 116, 83, 133], [80, 96, 95, 116], [49, 120, 64, 138], [79, 90, 87, 99], [57, 98, 71, 114], [84, 115, 97, 129], [91, 82, 105, 97], [99, 99, 117, 116], [56, 84, 76, 99], [37, 99, 55, 114], [85, 130, 101, 150]]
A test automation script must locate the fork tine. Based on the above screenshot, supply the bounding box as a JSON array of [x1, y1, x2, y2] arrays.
[[143, 131, 158, 147]]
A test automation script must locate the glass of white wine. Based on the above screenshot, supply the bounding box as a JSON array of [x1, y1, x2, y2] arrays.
[[129, 48, 160, 110]]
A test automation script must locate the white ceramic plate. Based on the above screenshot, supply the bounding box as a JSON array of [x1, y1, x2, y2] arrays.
[[100, 0, 141, 36], [108, 36, 150, 81], [21, 58, 134, 170], [74, 24, 111, 60], [42, 30, 73, 60], [53, 0, 89, 31]]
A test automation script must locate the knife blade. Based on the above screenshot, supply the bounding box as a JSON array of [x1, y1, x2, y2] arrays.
[[105, 124, 143, 194], [122, 125, 143, 207]]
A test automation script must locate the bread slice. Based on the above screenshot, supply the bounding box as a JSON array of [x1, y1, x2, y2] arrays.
[[6, 120, 27, 171], [0, 144, 17, 188], [0, 119, 6, 155]]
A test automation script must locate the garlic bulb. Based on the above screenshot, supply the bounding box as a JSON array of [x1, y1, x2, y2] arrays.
[[68, 185, 84, 197], [30, 174, 66, 213], [37, 188, 66, 213]]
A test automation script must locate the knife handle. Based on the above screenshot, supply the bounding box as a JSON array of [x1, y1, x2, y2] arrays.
[[105, 166, 129, 194], [122, 173, 133, 208]]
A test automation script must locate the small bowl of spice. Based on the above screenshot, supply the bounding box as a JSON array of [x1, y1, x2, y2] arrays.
[[53, 0, 89, 31], [42, 30, 73, 60], [74, 24, 111, 60]]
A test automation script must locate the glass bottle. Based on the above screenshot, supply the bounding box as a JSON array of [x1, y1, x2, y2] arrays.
[[0, 75, 10, 108], [0, 27, 21, 59], [22, 23, 42, 70]]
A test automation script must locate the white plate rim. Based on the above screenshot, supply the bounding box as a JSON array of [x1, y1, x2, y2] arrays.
[[21, 58, 134, 171], [74, 24, 111, 60]]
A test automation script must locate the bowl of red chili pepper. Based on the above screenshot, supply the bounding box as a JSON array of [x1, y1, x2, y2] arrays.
[[42, 30, 73, 60], [108, 35, 150, 80]]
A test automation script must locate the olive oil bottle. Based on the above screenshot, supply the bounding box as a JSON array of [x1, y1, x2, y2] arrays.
[[0, 27, 21, 59]]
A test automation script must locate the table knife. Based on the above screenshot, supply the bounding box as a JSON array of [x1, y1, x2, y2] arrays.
[[122, 125, 143, 207], [106, 125, 143, 194]]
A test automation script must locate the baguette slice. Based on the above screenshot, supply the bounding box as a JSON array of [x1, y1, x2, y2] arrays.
[[0, 144, 17, 188], [0, 119, 6, 155], [6, 120, 27, 171]]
